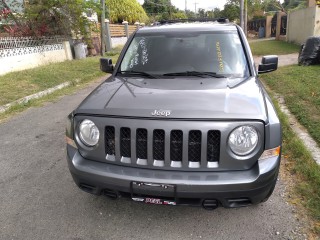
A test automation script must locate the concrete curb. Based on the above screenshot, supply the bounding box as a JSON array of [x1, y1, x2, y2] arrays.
[[276, 95, 320, 166], [0, 79, 79, 114]]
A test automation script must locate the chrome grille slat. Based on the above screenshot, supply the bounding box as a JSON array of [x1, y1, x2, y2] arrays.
[[147, 130, 154, 166], [164, 131, 171, 167], [130, 128, 137, 165], [114, 127, 121, 161], [182, 130, 189, 168], [201, 131, 207, 167]]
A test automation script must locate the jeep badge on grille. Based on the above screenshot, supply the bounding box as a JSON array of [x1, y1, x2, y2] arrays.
[[151, 110, 171, 117]]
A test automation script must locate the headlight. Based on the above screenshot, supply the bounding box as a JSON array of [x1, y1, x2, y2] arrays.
[[228, 126, 259, 156], [79, 119, 100, 147]]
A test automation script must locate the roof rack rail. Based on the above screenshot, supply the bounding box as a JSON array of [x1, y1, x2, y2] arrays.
[[158, 18, 230, 25]]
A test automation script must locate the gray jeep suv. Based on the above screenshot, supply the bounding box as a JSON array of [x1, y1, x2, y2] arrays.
[[66, 19, 281, 209]]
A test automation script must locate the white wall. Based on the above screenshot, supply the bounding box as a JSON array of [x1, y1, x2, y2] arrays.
[[315, 7, 320, 36], [287, 7, 320, 44], [111, 37, 128, 48], [0, 41, 72, 76]]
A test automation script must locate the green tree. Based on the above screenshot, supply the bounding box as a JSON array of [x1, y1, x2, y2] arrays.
[[282, 0, 306, 10], [143, 0, 169, 16], [222, 1, 240, 21], [171, 11, 187, 19], [213, 7, 222, 18], [0, 0, 99, 36], [185, 9, 196, 19], [106, 0, 148, 24], [142, 0, 181, 21], [197, 8, 206, 18]]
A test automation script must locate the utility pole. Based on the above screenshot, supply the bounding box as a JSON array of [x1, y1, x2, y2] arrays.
[[240, 0, 244, 30], [244, 0, 248, 36], [185, 0, 187, 13], [194, 2, 198, 17], [100, 0, 106, 56], [169, 0, 172, 19]]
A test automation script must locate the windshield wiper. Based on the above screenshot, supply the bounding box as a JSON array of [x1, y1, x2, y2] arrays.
[[117, 71, 158, 79], [163, 71, 227, 78]]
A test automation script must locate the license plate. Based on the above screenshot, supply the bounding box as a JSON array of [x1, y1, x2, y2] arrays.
[[131, 182, 176, 206], [132, 197, 176, 206]]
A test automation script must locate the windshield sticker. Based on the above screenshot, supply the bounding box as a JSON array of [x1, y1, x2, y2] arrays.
[[130, 53, 140, 69], [216, 42, 224, 72], [139, 38, 149, 65], [129, 38, 148, 69]]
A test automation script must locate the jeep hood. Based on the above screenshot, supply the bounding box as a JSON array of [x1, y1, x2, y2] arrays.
[[75, 76, 268, 121]]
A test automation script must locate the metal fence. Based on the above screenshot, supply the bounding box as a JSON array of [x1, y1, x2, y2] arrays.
[[0, 36, 66, 50], [248, 18, 266, 32], [109, 24, 138, 37], [0, 36, 66, 58], [280, 15, 287, 35]]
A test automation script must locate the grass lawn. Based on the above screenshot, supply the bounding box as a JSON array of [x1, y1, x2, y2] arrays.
[[276, 101, 320, 235], [250, 40, 300, 56], [261, 65, 320, 234], [261, 65, 320, 146], [0, 48, 121, 106]]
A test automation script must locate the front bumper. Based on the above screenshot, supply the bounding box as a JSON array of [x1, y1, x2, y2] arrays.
[[67, 145, 280, 208]]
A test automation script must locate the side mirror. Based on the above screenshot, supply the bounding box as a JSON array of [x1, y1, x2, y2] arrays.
[[100, 58, 114, 73], [258, 55, 278, 74]]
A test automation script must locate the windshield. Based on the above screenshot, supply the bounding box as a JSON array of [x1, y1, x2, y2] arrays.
[[119, 31, 249, 78]]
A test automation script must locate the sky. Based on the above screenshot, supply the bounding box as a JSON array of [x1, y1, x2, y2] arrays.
[[137, 0, 228, 12]]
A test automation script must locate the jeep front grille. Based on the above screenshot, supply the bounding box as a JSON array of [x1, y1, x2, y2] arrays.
[[105, 126, 220, 169], [170, 130, 183, 162], [120, 127, 131, 158], [136, 128, 148, 160]]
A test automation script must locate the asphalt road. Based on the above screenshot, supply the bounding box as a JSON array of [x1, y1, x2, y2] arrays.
[[0, 80, 305, 240]]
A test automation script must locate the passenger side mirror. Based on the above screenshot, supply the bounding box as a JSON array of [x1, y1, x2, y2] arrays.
[[100, 58, 114, 73], [258, 55, 278, 74]]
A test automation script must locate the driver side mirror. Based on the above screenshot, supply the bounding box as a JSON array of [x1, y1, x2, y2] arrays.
[[258, 55, 278, 74], [100, 58, 114, 73]]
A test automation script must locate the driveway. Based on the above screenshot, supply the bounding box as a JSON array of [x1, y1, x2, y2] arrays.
[[254, 53, 299, 67], [0, 80, 305, 240]]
